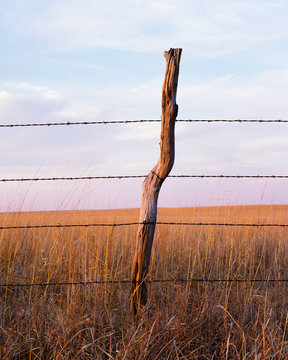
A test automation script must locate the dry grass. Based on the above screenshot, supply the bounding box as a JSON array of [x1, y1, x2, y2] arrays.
[[0, 205, 288, 359]]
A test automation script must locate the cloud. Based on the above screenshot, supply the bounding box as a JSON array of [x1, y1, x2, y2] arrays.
[[0, 83, 65, 124], [178, 69, 288, 119], [1, 61, 288, 210], [241, 136, 288, 152], [1, 64, 287, 179], [8, 82, 63, 100], [3, 0, 288, 58]]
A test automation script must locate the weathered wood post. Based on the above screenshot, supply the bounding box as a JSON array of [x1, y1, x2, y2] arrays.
[[131, 48, 182, 316]]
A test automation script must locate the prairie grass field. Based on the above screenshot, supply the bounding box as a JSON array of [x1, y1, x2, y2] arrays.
[[0, 205, 288, 359]]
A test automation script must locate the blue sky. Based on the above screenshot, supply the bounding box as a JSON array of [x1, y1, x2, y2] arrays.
[[0, 0, 288, 211]]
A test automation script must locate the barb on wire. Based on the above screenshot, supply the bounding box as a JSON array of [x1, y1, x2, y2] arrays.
[[1, 119, 288, 128], [1, 221, 288, 230], [1, 174, 288, 182], [1, 278, 288, 288]]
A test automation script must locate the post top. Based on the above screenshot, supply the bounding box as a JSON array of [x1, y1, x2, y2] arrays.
[[164, 48, 182, 61]]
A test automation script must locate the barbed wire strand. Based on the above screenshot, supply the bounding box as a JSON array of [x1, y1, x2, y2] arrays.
[[1, 222, 288, 230], [1, 119, 288, 128], [1, 174, 288, 182], [1, 278, 287, 288]]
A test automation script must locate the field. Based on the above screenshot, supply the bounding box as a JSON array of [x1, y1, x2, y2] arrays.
[[0, 205, 288, 359]]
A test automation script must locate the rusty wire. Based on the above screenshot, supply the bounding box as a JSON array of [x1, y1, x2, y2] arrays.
[[1, 221, 288, 230], [1, 119, 287, 287], [1, 119, 288, 127], [1, 174, 288, 182], [0, 278, 287, 288]]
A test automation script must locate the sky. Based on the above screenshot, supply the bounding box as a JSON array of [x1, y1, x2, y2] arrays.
[[0, 0, 288, 212]]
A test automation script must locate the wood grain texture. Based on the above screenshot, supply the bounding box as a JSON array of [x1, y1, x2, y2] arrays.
[[131, 48, 182, 316]]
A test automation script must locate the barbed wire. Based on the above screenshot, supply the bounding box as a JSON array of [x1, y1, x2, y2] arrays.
[[1, 119, 288, 128], [1, 174, 288, 182], [1, 278, 287, 288], [0, 175, 145, 182], [1, 221, 288, 230]]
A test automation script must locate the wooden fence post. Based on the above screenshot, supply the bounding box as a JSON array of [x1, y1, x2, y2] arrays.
[[131, 48, 182, 316]]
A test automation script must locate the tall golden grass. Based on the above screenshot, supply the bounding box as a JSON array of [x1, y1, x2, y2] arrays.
[[0, 205, 288, 359]]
